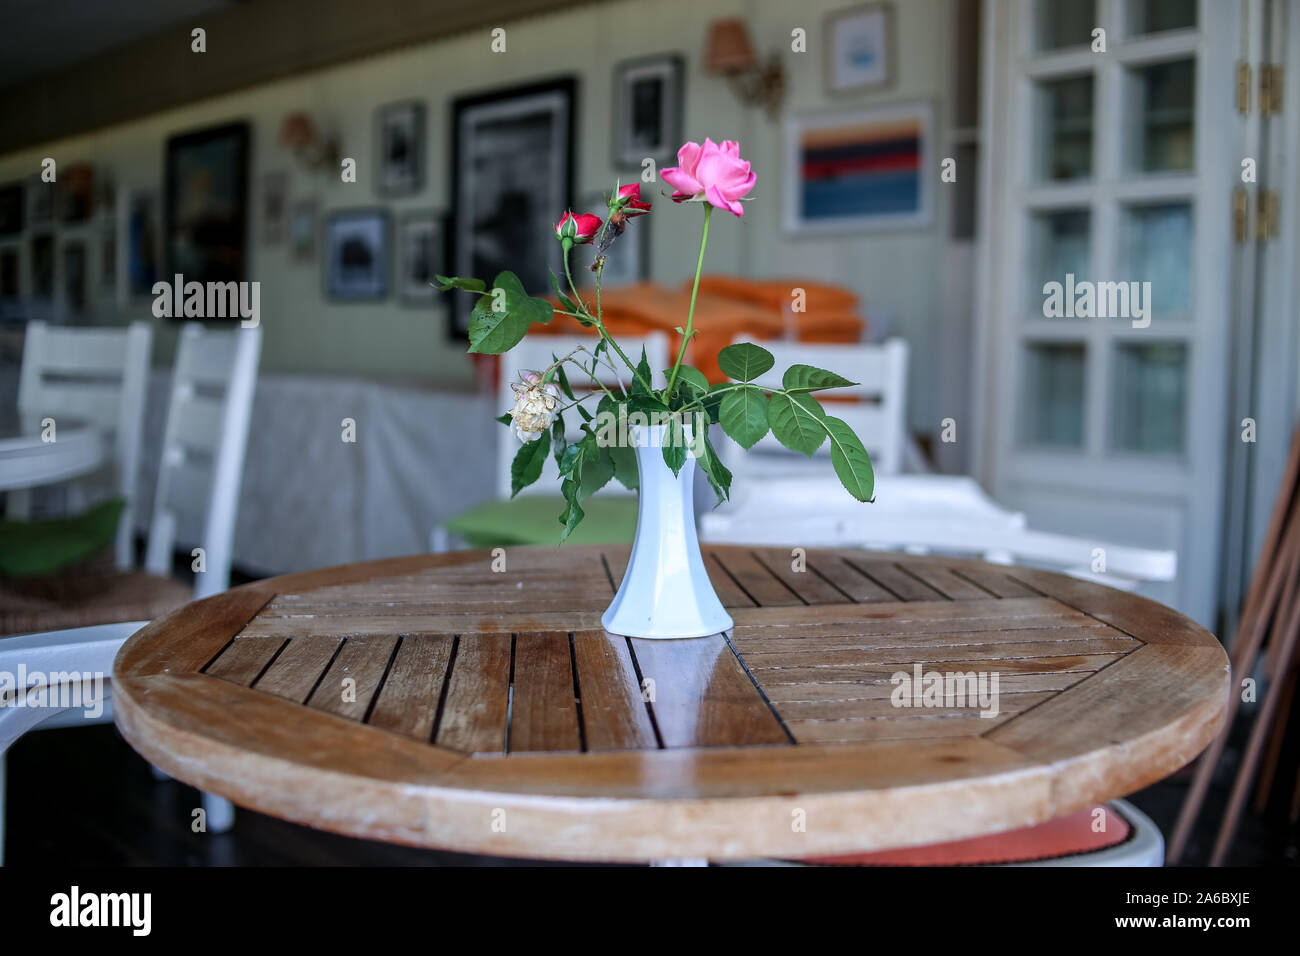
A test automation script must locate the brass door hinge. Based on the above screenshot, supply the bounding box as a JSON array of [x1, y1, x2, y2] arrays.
[[1257, 189, 1279, 240], [1234, 187, 1249, 243], [1261, 64, 1284, 115], [1237, 61, 1252, 113]]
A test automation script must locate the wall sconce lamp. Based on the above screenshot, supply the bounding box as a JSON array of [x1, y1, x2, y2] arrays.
[[706, 18, 786, 119], [279, 112, 340, 173]]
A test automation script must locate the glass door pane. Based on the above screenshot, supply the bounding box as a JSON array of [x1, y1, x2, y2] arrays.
[[1111, 342, 1187, 453], [1035, 75, 1095, 181], [1126, 0, 1197, 36], [1030, 208, 1091, 313], [1126, 59, 1196, 172], [1121, 202, 1193, 318], [1036, 0, 1098, 50], [1021, 342, 1087, 447]]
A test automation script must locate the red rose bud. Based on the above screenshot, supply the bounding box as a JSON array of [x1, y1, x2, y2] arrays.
[[555, 211, 602, 244], [612, 183, 651, 217]]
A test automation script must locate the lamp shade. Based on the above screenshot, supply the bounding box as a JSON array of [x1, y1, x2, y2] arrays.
[[706, 18, 757, 74]]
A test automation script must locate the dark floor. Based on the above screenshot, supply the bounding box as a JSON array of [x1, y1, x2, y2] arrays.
[[4, 717, 1297, 866]]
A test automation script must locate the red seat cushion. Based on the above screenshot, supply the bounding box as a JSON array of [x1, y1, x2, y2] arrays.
[[792, 804, 1133, 866]]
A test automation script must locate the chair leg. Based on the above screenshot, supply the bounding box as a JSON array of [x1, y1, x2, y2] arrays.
[[203, 794, 236, 834], [430, 524, 450, 553], [0, 749, 6, 867]]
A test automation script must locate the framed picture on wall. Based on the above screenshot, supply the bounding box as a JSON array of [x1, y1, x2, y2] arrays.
[[289, 199, 317, 261], [783, 101, 933, 234], [450, 77, 575, 338], [123, 189, 161, 301], [0, 182, 22, 235], [27, 175, 52, 226], [30, 234, 54, 300], [825, 2, 896, 95], [325, 207, 389, 301], [398, 212, 443, 306], [0, 246, 20, 318], [378, 100, 424, 196], [63, 240, 87, 313], [576, 191, 647, 288], [612, 54, 683, 169], [164, 121, 250, 285], [259, 170, 289, 243]]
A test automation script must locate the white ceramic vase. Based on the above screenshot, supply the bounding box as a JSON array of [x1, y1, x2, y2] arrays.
[[602, 423, 734, 639]]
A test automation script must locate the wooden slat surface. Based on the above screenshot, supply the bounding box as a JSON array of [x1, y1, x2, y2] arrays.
[[113, 545, 1230, 862], [510, 632, 581, 753]]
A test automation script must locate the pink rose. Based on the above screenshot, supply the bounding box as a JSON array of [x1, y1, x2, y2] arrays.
[[661, 138, 756, 216], [612, 183, 651, 217], [555, 211, 602, 244]]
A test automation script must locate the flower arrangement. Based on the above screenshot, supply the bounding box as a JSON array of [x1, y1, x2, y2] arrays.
[[436, 138, 874, 539]]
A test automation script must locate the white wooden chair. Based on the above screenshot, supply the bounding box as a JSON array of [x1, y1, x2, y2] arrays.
[[701, 471, 1176, 591], [721, 337, 909, 481], [13, 321, 152, 568], [432, 331, 669, 551], [0, 323, 262, 862]]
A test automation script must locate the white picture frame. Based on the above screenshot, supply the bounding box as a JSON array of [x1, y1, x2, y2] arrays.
[[783, 101, 934, 234], [825, 2, 896, 95]]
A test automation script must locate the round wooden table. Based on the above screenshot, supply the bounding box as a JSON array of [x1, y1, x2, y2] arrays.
[[0, 409, 104, 492], [112, 545, 1230, 862]]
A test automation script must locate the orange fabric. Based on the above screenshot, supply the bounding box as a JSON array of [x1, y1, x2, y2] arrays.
[[532, 277, 866, 382], [694, 274, 859, 314], [794, 804, 1133, 866]]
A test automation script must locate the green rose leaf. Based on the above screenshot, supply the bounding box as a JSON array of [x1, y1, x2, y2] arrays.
[[697, 430, 732, 505], [495, 412, 512, 426], [717, 342, 775, 382], [661, 416, 687, 477], [666, 364, 710, 406], [548, 267, 581, 316], [718, 385, 770, 449], [559, 476, 585, 541], [433, 275, 485, 293], [579, 443, 615, 499], [510, 430, 550, 498], [551, 415, 567, 469], [782, 364, 858, 393], [768, 391, 826, 457], [467, 271, 554, 354], [823, 416, 875, 502], [632, 346, 654, 397], [552, 359, 576, 401], [609, 443, 638, 491]]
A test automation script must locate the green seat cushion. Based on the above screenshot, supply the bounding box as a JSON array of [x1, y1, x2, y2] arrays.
[[0, 497, 125, 578], [445, 494, 639, 549]]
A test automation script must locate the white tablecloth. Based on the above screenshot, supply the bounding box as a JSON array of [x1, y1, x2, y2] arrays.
[[136, 371, 496, 576]]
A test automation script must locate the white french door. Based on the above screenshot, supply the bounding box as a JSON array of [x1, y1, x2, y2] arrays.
[[976, 0, 1240, 626]]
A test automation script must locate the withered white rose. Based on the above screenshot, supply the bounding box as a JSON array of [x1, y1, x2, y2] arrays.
[[509, 372, 561, 443]]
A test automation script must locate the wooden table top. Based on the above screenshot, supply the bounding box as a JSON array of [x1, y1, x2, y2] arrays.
[[113, 545, 1229, 862]]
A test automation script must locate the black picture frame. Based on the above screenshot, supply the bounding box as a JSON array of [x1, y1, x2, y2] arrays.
[[324, 207, 390, 301], [0, 182, 23, 236], [398, 210, 444, 306], [163, 121, 250, 290], [449, 76, 576, 339], [612, 53, 684, 170], [377, 100, 425, 196]]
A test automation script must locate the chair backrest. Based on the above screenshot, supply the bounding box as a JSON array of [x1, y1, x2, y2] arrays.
[[17, 320, 152, 568], [144, 323, 262, 599], [497, 332, 668, 499], [727, 337, 908, 476]]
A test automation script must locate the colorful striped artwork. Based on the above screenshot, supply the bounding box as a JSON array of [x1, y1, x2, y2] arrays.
[[800, 118, 921, 220], [785, 104, 932, 232]]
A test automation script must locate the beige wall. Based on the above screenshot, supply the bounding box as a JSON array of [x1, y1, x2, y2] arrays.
[[0, 0, 955, 427]]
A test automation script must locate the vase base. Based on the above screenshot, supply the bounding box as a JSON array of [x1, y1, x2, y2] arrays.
[[600, 608, 734, 641]]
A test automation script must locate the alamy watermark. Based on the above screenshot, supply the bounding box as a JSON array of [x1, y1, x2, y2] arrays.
[[0, 667, 106, 719], [592, 407, 709, 456], [890, 664, 1001, 718], [151, 274, 260, 327], [1042, 273, 1151, 329]]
